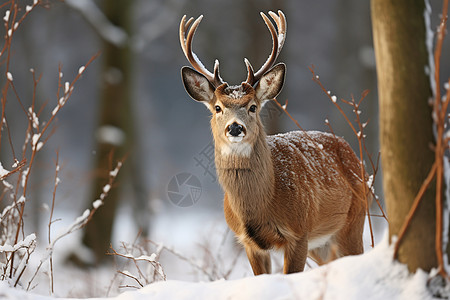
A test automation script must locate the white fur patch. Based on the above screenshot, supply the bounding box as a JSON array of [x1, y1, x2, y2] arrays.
[[226, 131, 245, 143], [221, 141, 252, 157], [308, 233, 333, 250], [227, 136, 244, 143]]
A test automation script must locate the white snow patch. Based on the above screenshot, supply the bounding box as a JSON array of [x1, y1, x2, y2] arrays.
[[93, 199, 103, 209], [3, 10, 10, 22], [64, 81, 70, 94], [32, 133, 43, 151], [0, 234, 439, 300], [0, 162, 9, 177], [51, 106, 58, 116], [424, 0, 436, 98], [103, 184, 111, 194]]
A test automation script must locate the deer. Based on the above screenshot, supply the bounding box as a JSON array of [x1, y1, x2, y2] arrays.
[[179, 10, 367, 275]]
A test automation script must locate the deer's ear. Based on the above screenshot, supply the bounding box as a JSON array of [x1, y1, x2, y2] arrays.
[[181, 67, 215, 103], [254, 63, 286, 101]]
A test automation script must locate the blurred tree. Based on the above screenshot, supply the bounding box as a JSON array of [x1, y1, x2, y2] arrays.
[[371, 0, 441, 272], [80, 0, 135, 263]]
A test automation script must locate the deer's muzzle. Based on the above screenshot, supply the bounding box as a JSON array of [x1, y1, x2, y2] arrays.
[[226, 122, 246, 142]]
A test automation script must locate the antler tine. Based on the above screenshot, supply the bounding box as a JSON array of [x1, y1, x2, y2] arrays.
[[268, 10, 287, 51], [179, 15, 191, 55], [180, 14, 224, 87], [213, 60, 224, 87], [244, 58, 255, 85], [245, 10, 287, 86]]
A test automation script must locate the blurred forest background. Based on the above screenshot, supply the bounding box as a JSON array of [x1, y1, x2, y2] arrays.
[[1, 0, 449, 279]]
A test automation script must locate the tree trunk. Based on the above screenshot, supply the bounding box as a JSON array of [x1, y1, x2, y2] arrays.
[[82, 0, 134, 263], [371, 0, 437, 272]]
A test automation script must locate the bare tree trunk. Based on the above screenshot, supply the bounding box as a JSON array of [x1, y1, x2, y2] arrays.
[[371, 0, 437, 272], [82, 0, 134, 263]]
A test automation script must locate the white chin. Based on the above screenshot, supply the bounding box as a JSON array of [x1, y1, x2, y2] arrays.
[[227, 136, 244, 143]]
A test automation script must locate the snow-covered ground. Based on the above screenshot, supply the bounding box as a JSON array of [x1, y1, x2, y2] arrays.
[[0, 236, 443, 300], [0, 208, 442, 300]]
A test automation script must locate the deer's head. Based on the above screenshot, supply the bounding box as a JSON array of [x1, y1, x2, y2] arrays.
[[180, 11, 286, 157]]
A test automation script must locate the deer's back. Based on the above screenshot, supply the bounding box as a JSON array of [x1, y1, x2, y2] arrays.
[[266, 131, 364, 234]]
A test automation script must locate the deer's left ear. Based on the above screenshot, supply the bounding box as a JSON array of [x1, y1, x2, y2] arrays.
[[181, 66, 215, 104], [254, 63, 286, 102]]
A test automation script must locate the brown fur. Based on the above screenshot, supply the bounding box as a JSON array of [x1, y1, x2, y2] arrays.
[[180, 11, 366, 274], [181, 66, 367, 275], [218, 127, 367, 275]]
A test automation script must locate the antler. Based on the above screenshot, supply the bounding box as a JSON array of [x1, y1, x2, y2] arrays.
[[179, 15, 225, 87], [245, 10, 287, 86]]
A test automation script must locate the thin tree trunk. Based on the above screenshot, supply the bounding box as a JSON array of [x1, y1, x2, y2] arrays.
[[371, 0, 437, 272], [82, 0, 133, 263]]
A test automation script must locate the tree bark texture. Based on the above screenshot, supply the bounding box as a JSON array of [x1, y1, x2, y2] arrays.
[[371, 0, 437, 272]]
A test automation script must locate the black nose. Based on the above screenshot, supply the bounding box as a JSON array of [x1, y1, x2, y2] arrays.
[[228, 122, 243, 137]]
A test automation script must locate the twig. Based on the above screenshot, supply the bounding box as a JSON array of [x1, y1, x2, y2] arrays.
[[47, 151, 60, 295], [11, 53, 100, 274], [117, 270, 143, 288]]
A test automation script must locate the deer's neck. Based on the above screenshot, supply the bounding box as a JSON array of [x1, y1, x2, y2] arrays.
[[215, 128, 274, 216]]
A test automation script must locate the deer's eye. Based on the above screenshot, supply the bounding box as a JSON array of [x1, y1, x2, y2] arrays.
[[215, 105, 222, 113], [249, 105, 257, 113]]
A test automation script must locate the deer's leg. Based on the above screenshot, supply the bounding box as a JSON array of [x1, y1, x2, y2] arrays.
[[309, 243, 332, 266], [334, 206, 365, 257], [245, 244, 271, 275], [283, 235, 308, 274]]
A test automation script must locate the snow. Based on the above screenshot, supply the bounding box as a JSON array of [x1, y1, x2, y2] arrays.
[[0, 235, 440, 300], [29, 107, 39, 129], [92, 199, 103, 209], [6, 72, 13, 81], [0, 233, 36, 252], [103, 184, 111, 194], [3, 10, 10, 22], [424, 0, 436, 98], [51, 105, 59, 116], [32, 133, 43, 151], [0, 162, 9, 177], [331, 95, 337, 103], [109, 167, 120, 177]]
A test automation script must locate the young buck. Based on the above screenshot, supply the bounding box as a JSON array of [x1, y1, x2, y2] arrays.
[[179, 11, 367, 275]]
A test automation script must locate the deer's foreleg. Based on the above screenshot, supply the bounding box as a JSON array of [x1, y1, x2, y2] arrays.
[[245, 244, 272, 275], [283, 235, 308, 274]]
